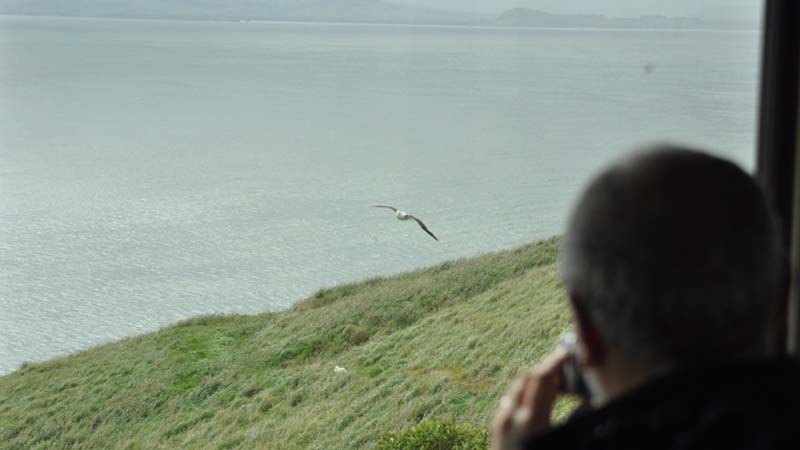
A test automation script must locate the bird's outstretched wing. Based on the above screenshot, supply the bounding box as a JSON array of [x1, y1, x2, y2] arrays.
[[372, 205, 398, 212], [410, 216, 438, 241]]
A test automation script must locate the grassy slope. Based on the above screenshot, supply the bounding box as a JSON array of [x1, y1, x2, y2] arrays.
[[0, 237, 570, 450]]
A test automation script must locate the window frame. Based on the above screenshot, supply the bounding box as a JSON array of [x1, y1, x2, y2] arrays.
[[755, 0, 800, 354]]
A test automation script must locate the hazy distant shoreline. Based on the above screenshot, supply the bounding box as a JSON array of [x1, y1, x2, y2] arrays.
[[0, 8, 758, 31], [0, 15, 758, 33]]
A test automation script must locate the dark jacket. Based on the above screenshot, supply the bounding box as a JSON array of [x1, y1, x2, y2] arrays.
[[523, 358, 800, 450]]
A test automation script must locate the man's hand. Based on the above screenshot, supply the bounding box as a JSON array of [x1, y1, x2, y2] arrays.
[[491, 349, 569, 450]]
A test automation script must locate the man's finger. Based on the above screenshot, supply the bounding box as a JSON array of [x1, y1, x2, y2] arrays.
[[492, 394, 514, 433], [533, 347, 569, 376], [493, 378, 524, 434], [517, 376, 537, 422]]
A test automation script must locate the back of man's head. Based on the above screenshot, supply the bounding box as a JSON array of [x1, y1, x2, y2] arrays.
[[560, 145, 783, 367]]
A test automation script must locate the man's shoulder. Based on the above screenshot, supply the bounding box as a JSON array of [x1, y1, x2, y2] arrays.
[[523, 358, 800, 450]]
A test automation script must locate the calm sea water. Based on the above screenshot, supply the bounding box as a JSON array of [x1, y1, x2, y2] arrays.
[[0, 16, 760, 374]]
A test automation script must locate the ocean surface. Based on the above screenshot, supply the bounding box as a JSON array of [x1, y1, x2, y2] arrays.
[[0, 15, 761, 374]]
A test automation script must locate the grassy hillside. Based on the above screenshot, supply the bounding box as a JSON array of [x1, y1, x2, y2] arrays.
[[0, 237, 571, 450]]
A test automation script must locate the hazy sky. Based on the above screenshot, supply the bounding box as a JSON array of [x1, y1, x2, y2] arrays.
[[392, 0, 762, 20]]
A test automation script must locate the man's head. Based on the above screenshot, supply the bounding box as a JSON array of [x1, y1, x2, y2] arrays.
[[560, 145, 784, 393]]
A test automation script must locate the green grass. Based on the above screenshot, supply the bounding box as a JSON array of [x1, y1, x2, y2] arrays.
[[0, 236, 572, 450]]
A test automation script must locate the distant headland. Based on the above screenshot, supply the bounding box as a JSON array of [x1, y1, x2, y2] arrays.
[[495, 8, 757, 30], [0, 0, 758, 30]]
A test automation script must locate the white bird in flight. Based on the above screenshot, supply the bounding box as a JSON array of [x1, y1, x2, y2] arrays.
[[372, 205, 439, 241]]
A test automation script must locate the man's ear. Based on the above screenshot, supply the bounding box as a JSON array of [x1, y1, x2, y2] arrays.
[[569, 293, 606, 368]]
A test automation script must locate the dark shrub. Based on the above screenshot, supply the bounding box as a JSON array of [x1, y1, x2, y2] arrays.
[[377, 419, 489, 450]]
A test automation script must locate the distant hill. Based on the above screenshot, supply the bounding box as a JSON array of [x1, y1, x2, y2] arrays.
[[0, 237, 571, 449], [495, 8, 608, 28], [495, 7, 755, 30], [0, 1, 755, 29], [0, 0, 478, 24]]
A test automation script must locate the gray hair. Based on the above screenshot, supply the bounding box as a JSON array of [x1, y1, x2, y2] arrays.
[[560, 145, 784, 366]]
